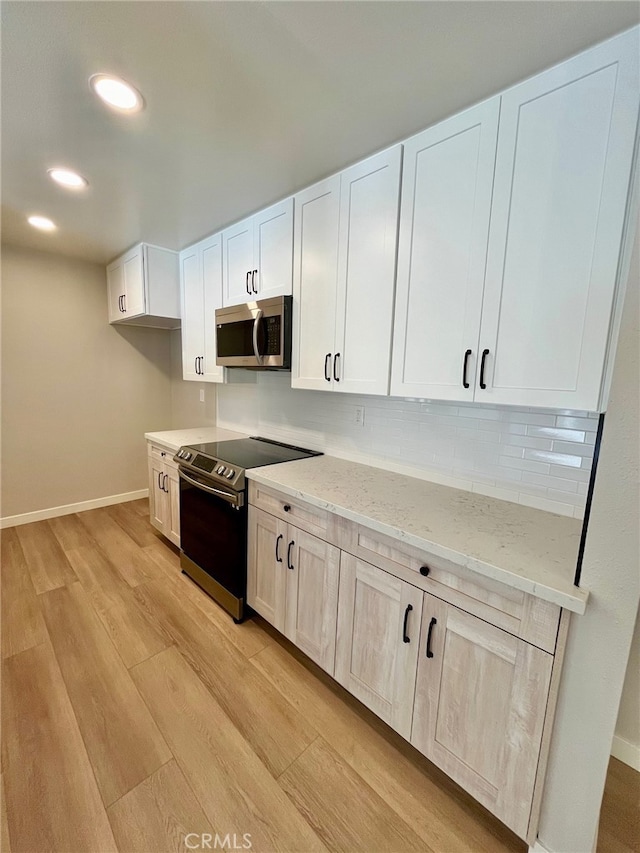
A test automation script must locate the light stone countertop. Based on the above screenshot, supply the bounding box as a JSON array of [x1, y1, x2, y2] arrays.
[[145, 426, 248, 453], [247, 455, 588, 613]]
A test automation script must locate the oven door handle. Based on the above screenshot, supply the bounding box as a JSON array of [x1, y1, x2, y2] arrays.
[[178, 468, 244, 507], [252, 309, 264, 365]]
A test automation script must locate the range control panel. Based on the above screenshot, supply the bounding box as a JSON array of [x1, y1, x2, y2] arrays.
[[174, 447, 242, 491]]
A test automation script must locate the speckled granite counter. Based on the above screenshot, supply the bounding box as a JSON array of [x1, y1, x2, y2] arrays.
[[145, 426, 247, 453], [247, 455, 587, 613]]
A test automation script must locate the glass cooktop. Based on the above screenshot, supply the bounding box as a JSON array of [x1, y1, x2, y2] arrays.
[[185, 436, 322, 471]]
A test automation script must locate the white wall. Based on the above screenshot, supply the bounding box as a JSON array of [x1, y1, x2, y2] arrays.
[[535, 222, 639, 852], [613, 608, 640, 768], [216, 374, 596, 518], [0, 245, 173, 520], [169, 329, 217, 428]]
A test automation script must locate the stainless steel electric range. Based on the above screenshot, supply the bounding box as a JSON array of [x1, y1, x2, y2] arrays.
[[173, 436, 322, 621]]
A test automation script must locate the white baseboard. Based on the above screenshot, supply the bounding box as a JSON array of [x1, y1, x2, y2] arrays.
[[0, 489, 149, 529], [611, 734, 640, 771]]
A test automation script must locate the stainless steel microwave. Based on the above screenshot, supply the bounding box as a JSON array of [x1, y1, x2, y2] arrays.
[[215, 295, 292, 370]]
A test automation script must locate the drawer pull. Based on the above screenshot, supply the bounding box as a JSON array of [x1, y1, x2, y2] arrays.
[[275, 533, 283, 563], [287, 540, 295, 570], [419, 565, 430, 577], [283, 504, 291, 512], [426, 617, 437, 658], [402, 604, 413, 643]]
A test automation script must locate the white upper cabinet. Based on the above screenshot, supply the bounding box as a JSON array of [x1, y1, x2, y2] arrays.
[[292, 176, 341, 390], [477, 29, 639, 410], [180, 246, 203, 381], [391, 100, 499, 400], [292, 146, 402, 395], [107, 243, 180, 329], [179, 234, 225, 383], [334, 147, 402, 395], [222, 198, 293, 306]]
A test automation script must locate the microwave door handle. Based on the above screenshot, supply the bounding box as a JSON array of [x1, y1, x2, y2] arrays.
[[252, 309, 264, 365]]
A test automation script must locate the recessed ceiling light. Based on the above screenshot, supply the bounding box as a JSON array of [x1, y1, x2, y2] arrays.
[[89, 73, 144, 113], [48, 167, 88, 190], [28, 215, 57, 232]]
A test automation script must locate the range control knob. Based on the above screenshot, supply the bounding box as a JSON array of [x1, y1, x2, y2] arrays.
[[225, 469, 235, 479], [184, 452, 192, 461], [217, 465, 226, 475]]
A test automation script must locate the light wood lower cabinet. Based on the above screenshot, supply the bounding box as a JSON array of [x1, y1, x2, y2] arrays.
[[247, 507, 340, 674], [411, 593, 553, 839], [147, 445, 180, 547], [247, 488, 566, 843], [335, 553, 423, 739]]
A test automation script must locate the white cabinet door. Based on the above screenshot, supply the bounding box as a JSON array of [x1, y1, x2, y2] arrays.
[[247, 507, 288, 632], [411, 594, 552, 840], [148, 449, 167, 534], [334, 146, 402, 396], [222, 217, 254, 306], [180, 247, 204, 382], [478, 31, 639, 410], [253, 198, 293, 299], [292, 176, 341, 391], [164, 459, 181, 547], [107, 262, 125, 323], [335, 554, 423, 738], [201, 234, 225, 383], [391, 100, 499, 401], [122, 246, 146, 317], [284, 527, 340, 675]]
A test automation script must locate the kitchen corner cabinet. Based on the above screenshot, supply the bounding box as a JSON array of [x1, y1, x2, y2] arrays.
[[392, 28, 638, 410], [292, 146, 402, 395], [222, 198, 293, 306], [107, 243, 181, 329], [247, 505, 340, 675], [179, 235, 225, 383], [148, 444, 180, 546], [476, 31, 638, 410]]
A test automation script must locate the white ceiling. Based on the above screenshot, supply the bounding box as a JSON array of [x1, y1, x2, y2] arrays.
[[2, 1, 639, 264]]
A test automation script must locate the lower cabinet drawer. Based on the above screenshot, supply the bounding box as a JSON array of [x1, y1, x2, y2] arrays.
[[249, 481, 339, 545], [341, 521, 561, 653]]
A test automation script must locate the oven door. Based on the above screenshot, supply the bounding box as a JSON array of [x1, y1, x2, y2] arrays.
[[178, 467, 248, 619], [215, 296, 291, 369]]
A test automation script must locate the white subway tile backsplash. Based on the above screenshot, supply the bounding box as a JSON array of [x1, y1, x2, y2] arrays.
[[217, 374, 597, 518]]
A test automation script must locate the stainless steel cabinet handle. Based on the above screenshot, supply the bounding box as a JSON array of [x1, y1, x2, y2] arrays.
[[252, 309, 264, 364]]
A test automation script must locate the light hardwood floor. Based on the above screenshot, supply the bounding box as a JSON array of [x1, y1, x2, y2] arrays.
[[1, 501, 637, 853]]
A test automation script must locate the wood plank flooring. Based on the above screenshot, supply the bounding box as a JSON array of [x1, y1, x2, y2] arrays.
[[1, 500, 637, 853]]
